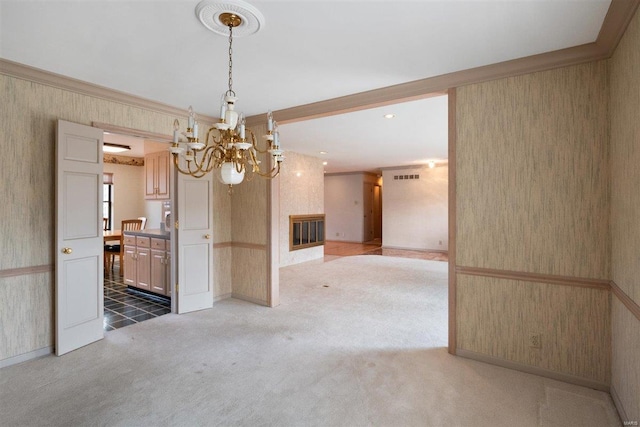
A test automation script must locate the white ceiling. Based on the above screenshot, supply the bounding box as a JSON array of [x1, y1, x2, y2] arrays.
[[0, 0, 611, 172]]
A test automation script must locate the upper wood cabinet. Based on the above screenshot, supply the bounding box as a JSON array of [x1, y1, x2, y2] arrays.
[[145, 150, 170, 200]]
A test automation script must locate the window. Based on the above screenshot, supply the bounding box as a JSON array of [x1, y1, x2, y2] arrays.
[[103, 173, 113, 230], [290, 214, 325, 251]]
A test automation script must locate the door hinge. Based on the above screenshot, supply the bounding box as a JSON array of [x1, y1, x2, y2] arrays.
[[175, 283, 179, 293], [175, 221, 179, 229]]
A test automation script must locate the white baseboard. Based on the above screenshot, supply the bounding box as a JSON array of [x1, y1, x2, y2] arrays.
[[456, 348, 609, 392], [382, 245, 448, 253], [0, 346, 53, 369]]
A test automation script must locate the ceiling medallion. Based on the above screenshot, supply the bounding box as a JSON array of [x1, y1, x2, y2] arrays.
[[170, 0, 283, 190]]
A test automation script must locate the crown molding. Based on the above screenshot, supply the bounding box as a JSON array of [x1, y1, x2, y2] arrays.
[[246, 0, 639, 126], [596, 0, 640, 56], [0, 59, 217, 124], [2, 0, 637, 128]]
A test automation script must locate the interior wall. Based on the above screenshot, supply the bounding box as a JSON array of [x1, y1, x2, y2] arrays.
[[279, 151, 324, 267], [230, 123, 270, 305], [381, 166, 448, 251], [455, 60, 611, 385], [0, 73, 220, 362], [212, 163, 232, 300], [609, 4, 640, 420], [324, 173, 365, 242], [103, 163, 146, 229]]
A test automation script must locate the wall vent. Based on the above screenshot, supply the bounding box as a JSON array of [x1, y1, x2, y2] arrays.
[[393, 174, 420, 180]]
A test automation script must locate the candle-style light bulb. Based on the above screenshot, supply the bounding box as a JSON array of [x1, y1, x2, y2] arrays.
[[188, 106, 195, 129], [173, 119, 180, 143], [239, 113, 246, 139], [220, 94, 227, 121], [267, 110, 273, 132]]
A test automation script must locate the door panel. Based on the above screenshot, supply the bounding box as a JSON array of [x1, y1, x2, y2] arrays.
[[56, 120, 104, 356], [176, 168, 213, 314]]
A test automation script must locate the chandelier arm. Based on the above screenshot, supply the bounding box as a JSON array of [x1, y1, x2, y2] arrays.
[[249, 129, 273, 154], [173, 154, 208, 179], [251, 160, 281, 179]]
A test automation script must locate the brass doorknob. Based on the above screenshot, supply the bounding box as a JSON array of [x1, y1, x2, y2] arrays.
[[204, 234, 211, 239], [62, 247, 73, 254]]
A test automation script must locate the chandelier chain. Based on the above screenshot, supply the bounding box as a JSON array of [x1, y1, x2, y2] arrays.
[[227, 24, 234, 95]]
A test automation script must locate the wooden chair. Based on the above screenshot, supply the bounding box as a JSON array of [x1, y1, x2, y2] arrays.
[[137, 216, 147, 230], [105, 219, 143, 275]]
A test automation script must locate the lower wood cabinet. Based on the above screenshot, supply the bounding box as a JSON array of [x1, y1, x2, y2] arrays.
[[124, 235, 170, 297]]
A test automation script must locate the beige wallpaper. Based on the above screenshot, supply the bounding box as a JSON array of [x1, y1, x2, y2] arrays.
[[279, 151, 325, 267], [0, 73, 198, 362], [0, 273, 53, 360], [229, 123, 271, 303], [455, 62, 611, 384], [611, 298, 640, 420], [230, 123, 269, 246], [610, 2, 640, 306], [231, 247, 268, 304], [213, 247, 232, 298], [608, 5, 640, 422], [457, 275, 611, 384], [456, 61, 610, 280]]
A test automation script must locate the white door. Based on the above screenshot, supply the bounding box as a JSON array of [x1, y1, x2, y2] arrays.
[[55, 120, 104, 355], [176, 168, 214, 313]]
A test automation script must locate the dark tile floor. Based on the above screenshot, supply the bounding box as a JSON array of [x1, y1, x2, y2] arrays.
[[104, 263, 171, 331]]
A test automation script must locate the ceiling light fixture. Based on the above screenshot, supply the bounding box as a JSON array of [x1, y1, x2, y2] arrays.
[[103, 143, 131, 153], [428, 160, 436, 169], [384, 113, 396, 119], [322, 161, 328, 166], [170, 0, 284, 190], [319, 151, 328, 155]]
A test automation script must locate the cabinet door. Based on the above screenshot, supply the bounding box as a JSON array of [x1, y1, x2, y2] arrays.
[[155, 151, 170, 200], [165, 249, 171, 297], [123, 245, 137, 286], [144, 152, 158, 199], [150, 249, 167, 295], [136, 247, 151, 290]]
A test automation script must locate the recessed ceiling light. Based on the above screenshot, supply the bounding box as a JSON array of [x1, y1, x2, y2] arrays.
[[319, 151, 328, 155], [322, 161, 328, 166], [103, 143, 131, 153], [384, 113, 396, 119]]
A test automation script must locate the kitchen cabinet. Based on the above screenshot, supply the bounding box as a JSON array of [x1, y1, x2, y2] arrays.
[[145, 150, 170, 200], [150, 238, 168, 295], [123, 232, 170, 297], [123, 236, 151, 291]]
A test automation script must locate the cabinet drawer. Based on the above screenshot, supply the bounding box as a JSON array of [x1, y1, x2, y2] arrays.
[[123, 235, 136, 246], [151, 238, 166, 250], [136, 236, 151, 248]]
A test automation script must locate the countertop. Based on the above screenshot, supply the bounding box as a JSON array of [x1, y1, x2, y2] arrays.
[[123, 229, 171, 239]]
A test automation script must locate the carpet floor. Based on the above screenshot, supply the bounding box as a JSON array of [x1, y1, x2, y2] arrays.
[[0, 256, 620, 426]]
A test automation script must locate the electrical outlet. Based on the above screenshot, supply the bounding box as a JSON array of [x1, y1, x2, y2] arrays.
[[529, 333, 541, 349], [336, 232, 340, 237], [439, 240, 442, 245]]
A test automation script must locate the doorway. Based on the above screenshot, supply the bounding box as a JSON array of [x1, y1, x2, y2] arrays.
[[101, 132, 174, 331]]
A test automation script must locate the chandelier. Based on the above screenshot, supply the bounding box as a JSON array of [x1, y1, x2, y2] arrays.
[[170, 0, 284, 187]]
